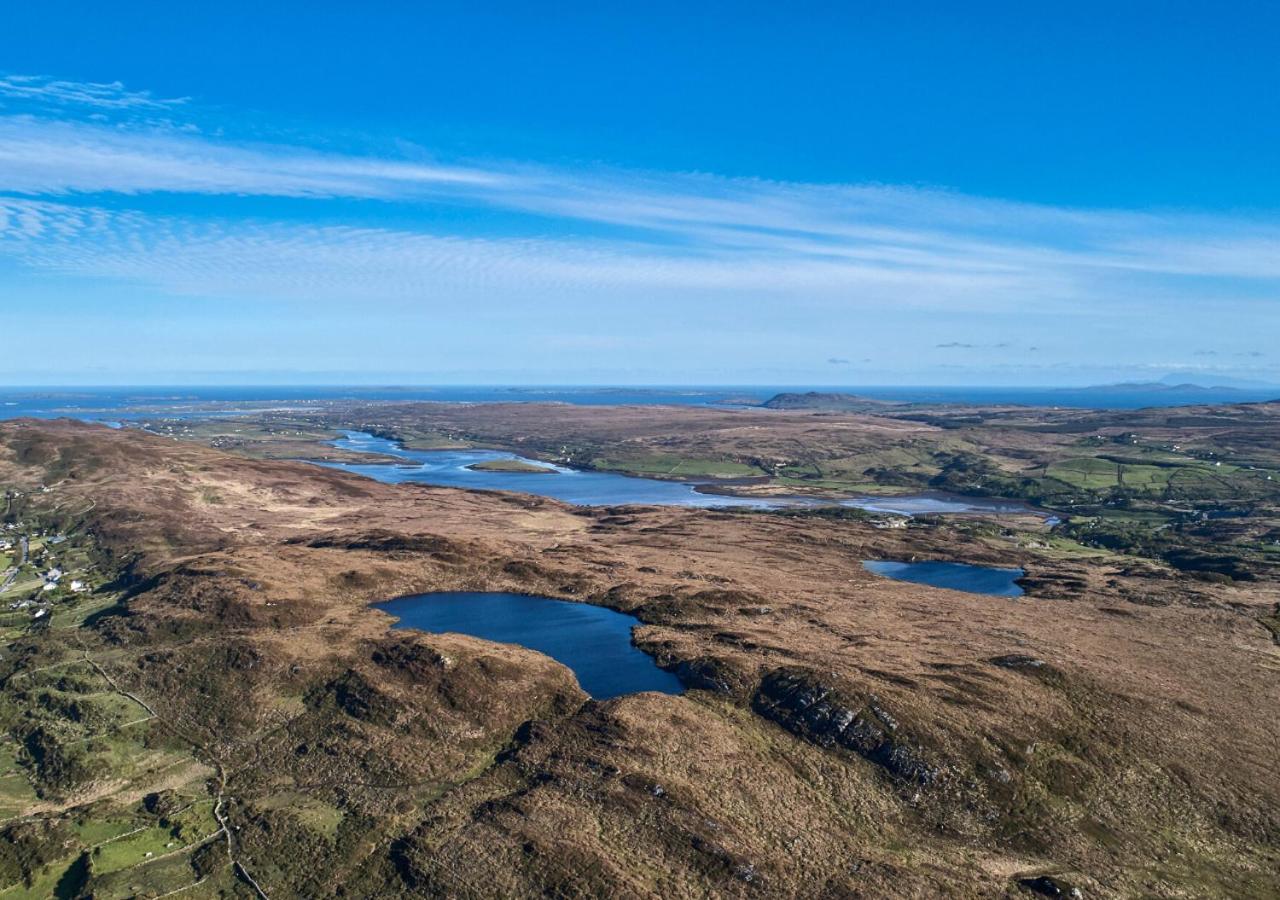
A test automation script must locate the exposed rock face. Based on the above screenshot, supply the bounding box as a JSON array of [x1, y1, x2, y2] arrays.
[[295, 530, 466, 558], [751, 667, 938, 784], [1018, 873, 1084, 897], [990, 654, 1046, 670], [369, 636, 453, 676], [670, 655, 749, 696], [310, 669, 399, 726]]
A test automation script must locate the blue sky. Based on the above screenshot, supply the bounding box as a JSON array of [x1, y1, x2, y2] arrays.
[[1, 1, 1277, 385]]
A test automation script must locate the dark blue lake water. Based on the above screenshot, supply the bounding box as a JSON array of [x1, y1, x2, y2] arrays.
[[373, 592, 684, 700], [863, 560, 1025, 596], [323, 432, 1041, 516]]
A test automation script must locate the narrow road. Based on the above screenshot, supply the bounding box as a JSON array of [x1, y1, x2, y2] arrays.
[[84, 647, 271, 899], [0, 537, 24, 595]]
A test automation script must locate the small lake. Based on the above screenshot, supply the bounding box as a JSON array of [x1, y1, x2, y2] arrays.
[[323, 432, 1043, 518], [862, 560, 1025, 596], [373, 592, 684, 700]]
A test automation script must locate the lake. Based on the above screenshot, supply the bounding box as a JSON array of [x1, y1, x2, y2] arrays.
[[862, 560, 1025, 596], [373, 592, 684, 700], [323, 432, 1044, 517], [324, 432, 775, 508]]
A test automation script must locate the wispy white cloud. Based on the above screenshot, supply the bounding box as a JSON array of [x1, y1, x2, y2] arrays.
[[0, 118, 500, 198], [1, 113, 1277, 292], [0, 77, 1277, 383], [0, 197, 1034, 313], [0, 74, 187, 110]]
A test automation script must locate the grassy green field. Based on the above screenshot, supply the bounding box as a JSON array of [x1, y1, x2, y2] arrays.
[[1046, 457, 1122, 490], [90, 824, 189, 874], [773, 475, 918, 495], [1044, 455, 1246, 496], [0, 524, 221, 898], [0, 770, 38, 820], [593, 455, 764, 479], [256, 792, 344, 838], [396, 429, 473, 450], [466, 458, 557, 474]]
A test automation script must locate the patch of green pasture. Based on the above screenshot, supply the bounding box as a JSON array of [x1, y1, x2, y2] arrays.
[[1038, 536, 1122, 559], [89, 825, 181, 874], [167, 801, 218, 843], [1046, 457, 1121, 489], [0, 852, 83, 899], [593, 455, 762, 478], [772, 476, 917, 495], [2, 575, 45, 599], [72, 816, 144, 847], [255, 791, 345, 837], [1044, 455, 1247, 496], [466, 458, 556, 474], [87, 850, 207, 900], [1119, 464, 1177, 490], [79, 731, 185, 786], [48, 595, 119, 630], [398, 430, 473, 450], [0, 744, 21, 776], [0, 769, 38, 818]]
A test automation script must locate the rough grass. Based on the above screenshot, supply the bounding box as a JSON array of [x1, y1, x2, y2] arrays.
[[466, 459, 557, 474], [89, 824, 182, 874], [1044, 455, 1249, 497], [593, 455, 763, 479], [255, 792, 345, 837]]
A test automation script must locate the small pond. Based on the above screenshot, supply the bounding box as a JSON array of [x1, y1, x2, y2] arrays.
[[862, 560, 1025, 596], [373, 591, 684, 700]]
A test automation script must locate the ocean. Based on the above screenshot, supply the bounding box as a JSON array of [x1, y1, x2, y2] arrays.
[[1, 383, 1276, 422]]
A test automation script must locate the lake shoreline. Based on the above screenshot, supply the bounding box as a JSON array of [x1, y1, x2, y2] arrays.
[[317, 431, 1061, 521]]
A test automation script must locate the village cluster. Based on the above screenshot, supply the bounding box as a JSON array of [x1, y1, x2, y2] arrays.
[[1, 518, 92, 623]]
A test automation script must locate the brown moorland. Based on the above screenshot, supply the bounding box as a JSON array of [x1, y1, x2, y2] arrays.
[[0, 418, 1277, 897]]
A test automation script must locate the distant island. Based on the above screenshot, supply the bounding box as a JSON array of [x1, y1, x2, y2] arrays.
[[1072, 381, 1244, 395], [761, 391, 894, 411], [465, 458, 557, 474]]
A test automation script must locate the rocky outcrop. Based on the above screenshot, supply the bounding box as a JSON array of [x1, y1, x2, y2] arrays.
[[1018, 874, 1084, 897], [309, 669, 399, 726], [294, 530, 466, 560], [990, 654, 1046, 670], [670, 655, 751, 696], [751, 667, 938, 783]]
